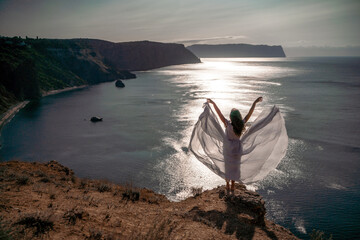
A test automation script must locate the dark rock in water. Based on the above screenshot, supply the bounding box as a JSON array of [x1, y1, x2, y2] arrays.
[[115, 80, 125, 88], [90, 117, 103, 122]]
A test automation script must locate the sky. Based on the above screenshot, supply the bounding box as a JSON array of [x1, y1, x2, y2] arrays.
[[0, 0, 359, 51]]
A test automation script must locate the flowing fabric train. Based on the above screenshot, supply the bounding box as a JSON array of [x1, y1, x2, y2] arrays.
[[188, 103, 288, 184]]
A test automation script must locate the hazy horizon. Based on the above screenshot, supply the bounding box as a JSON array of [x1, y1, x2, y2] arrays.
[[1, 0, 359, 56]]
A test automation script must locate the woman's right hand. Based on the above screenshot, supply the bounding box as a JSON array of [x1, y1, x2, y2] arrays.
[[255, 97, 263, 103]]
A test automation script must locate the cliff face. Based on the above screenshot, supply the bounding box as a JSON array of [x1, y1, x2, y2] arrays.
[[0, 160, 297, 239], [80, 39, 201, 71], [187, 44, 286, 58]]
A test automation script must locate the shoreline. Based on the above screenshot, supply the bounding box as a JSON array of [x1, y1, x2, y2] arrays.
[[0, 101, 29, 131], [0, 85, 88, 132], [41, 84, 88, 97]]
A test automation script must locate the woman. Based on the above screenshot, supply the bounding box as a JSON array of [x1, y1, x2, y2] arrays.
[[207, 97, 263, 193], [189, 97, 288, 193]]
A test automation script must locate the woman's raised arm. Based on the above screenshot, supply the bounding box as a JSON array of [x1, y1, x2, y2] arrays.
[[243, 97, 263, 123], [207, 99, 227, 126]]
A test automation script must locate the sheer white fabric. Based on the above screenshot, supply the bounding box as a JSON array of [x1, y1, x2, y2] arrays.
[[189, 103, 288, 184]]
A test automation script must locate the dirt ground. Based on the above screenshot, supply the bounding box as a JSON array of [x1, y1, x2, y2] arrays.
[[0, 160, 298, 239]]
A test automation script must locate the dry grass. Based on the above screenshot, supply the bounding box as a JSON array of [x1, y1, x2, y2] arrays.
[[16, 175, 29, 185], [130, 217, 176, 240], [86, 229, 103, 240], [140, 188, 161, 204], [39, 176, 51, 183], [32, 182, 53, 194]]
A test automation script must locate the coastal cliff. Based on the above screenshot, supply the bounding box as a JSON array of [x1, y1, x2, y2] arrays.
[[82, 39, 201, 71], [187, 44, 286, 58], [0, 160, 297, 239], [0, 37, 200, 115]]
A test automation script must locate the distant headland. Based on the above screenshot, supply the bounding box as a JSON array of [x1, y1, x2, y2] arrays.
[[187, 44, 286, 58]]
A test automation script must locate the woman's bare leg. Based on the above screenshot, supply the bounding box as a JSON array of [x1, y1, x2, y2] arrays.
[[226, 179, 230, 192], [230, 180, 235, 192]]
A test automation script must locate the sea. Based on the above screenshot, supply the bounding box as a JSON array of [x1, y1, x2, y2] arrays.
[[1, 57, 360, 239]]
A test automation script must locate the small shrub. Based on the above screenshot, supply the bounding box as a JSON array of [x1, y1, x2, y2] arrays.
[[122, 189, 140, 202], [34, 170, 46, 178], [86, 229, 102, 240], [8, 173, 16, 180], [0, 218, 12, 240], [0, 167, 6, 175], [63, 168, 70, 176], [16, 175, 29, 185], [71, 176, 76, 183], [121, 184, 140, 202], [16, 213, 54, 236], [64, 208, 88, 225], [49, 194, 56, 200], [79, 179, 88, 189], [97, 183, 112, 193], [104, 213, 110, 221], [40, 177, 50, 183]]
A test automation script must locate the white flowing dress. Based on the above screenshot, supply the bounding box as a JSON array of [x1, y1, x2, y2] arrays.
[[188, 103, 288, 184]]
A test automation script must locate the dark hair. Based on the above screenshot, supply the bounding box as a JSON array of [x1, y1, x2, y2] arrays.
[[230, 109, 244, 136]]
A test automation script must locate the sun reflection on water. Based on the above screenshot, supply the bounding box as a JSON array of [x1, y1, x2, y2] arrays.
[[154, 58, 293, 201]]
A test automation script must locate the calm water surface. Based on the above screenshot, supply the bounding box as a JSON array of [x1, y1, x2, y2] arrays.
[[1, 57, 360, 239]]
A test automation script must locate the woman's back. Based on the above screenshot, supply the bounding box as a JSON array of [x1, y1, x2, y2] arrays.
[[225, 120, 241, 140]]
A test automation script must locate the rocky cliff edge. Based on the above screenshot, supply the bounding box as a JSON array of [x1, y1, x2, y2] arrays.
[[0, 161, 297, 239]]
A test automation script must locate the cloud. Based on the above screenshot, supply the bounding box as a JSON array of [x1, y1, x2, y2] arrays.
[[0, 0, 359, 47]]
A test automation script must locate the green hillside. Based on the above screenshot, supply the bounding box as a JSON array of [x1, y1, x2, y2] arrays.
[[0, 37, 126, 114], [0, 37, 200, 115], [0, 37, 86, 114]]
